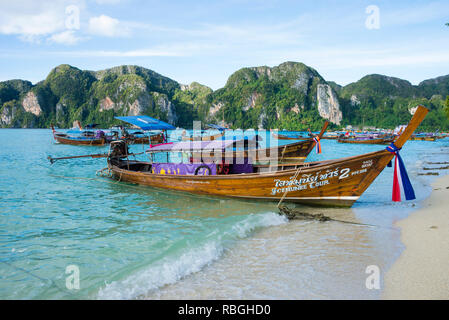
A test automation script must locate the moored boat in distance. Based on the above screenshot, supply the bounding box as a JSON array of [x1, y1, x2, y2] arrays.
[[337, 134, 396, 145], [51, 125, 106, 146], [181, 124, 227, 141], [151, 121, 329, 164], [410, 134, 437, 141], [181, 131, 225, 141], [106, 106, 428, 207], [51, 116, 174, 146], [273, 131, 342, 141]]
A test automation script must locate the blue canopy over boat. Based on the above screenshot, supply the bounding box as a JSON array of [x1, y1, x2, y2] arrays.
[[206, 124, 227, 131], [115, 116, 175, 131]]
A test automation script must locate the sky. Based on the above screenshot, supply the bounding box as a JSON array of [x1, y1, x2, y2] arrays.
[[0, 0, 448, 89]]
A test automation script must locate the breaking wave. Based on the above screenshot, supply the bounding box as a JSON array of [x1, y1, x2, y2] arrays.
[[97, 212, 287, 299]]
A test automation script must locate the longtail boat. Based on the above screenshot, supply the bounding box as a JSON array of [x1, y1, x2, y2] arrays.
[[410, 134, 437, 141], [114, 116, 175, 145], [337, 134, 396, 145], [151, 121, 329, 164], [51, 125, 106, 146], [181, 124, 227, 141], [181, 131, 225, 141], [105, 106, 427, 207], [272, 129, 340, 141], [273, 133, 340, 141], [272, 133, 311, 140]]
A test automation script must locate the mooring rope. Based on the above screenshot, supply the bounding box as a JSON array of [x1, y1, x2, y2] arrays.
[[277, 205, 390, 228], [277, 163, 309, 208]]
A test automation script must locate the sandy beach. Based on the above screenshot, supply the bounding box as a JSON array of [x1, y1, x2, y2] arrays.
[[383, 174, 449, 299]]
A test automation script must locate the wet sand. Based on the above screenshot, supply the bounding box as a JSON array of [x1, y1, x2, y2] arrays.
[[383, 174, 449, 299]]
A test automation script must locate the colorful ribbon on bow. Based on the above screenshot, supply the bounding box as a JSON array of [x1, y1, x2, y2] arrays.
[[386, 143, 415, 202], [313, 136, 322, 154]]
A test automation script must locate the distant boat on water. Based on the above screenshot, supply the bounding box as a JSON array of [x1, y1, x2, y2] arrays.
[[50, 116, 174, 146]]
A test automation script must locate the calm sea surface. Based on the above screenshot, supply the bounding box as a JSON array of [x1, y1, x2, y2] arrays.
[[0, 129, 448, 299]]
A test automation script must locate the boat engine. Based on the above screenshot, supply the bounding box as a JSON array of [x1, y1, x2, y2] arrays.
[[109, 140, 129, 166]]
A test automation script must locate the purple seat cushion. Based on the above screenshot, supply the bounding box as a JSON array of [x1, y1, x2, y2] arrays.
[[152, 163, 217, 175]]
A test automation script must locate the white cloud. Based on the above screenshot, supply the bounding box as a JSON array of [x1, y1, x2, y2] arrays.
[[0, 0, 85, 43], [88, 15, 129, 37], [48, 30, 83, 45], [50, 47, 185, 58]]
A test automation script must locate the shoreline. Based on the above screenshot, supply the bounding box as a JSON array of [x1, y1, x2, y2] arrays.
[[383, 174, 449, 299]]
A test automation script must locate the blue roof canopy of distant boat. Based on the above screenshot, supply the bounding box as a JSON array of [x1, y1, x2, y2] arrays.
[[206, 124, 227, 131], [115, 116, 175, 130]]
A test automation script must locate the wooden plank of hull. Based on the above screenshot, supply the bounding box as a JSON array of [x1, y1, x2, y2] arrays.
[[109, 150, 392, 207], [54, 135, 105, 145]]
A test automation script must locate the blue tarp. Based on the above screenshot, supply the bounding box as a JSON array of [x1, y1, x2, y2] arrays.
[[115, 116, 175, 131], [206, 124, 226, 131]]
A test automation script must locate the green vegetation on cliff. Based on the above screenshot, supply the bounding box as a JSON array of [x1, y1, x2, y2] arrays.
[[207, 62, 329, 131], [338, 74, 449, 130], [1, 62, 448, 131]]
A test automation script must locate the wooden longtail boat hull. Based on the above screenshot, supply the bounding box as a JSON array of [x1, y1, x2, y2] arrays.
[[272, 133, 310, 140], [337, 137, 394, 145], [54, 135, 105, 146], [272, 132, 338, 141], [410, 136, 437, 141], [129, 136, 150, 144], [236, 138, 315, 163], [153, 121, 329, 164], [182, 131, 225, 141], [254, 121, 328, 162], [110, 150, 391, 207], [150, 133, 164, 144], [107, 107, 428, 207], [129, 133, 165, 144]]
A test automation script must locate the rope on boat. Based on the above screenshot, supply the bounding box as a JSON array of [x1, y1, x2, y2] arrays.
[[96, 167, 112, 177], [276, 163, 309, 208]]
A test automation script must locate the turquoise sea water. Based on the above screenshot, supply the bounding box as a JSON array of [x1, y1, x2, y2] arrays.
[[0, 129, 448, 299]]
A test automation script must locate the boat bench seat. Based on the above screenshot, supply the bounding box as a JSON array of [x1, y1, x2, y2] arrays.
[[152, 162, 217, 175]]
